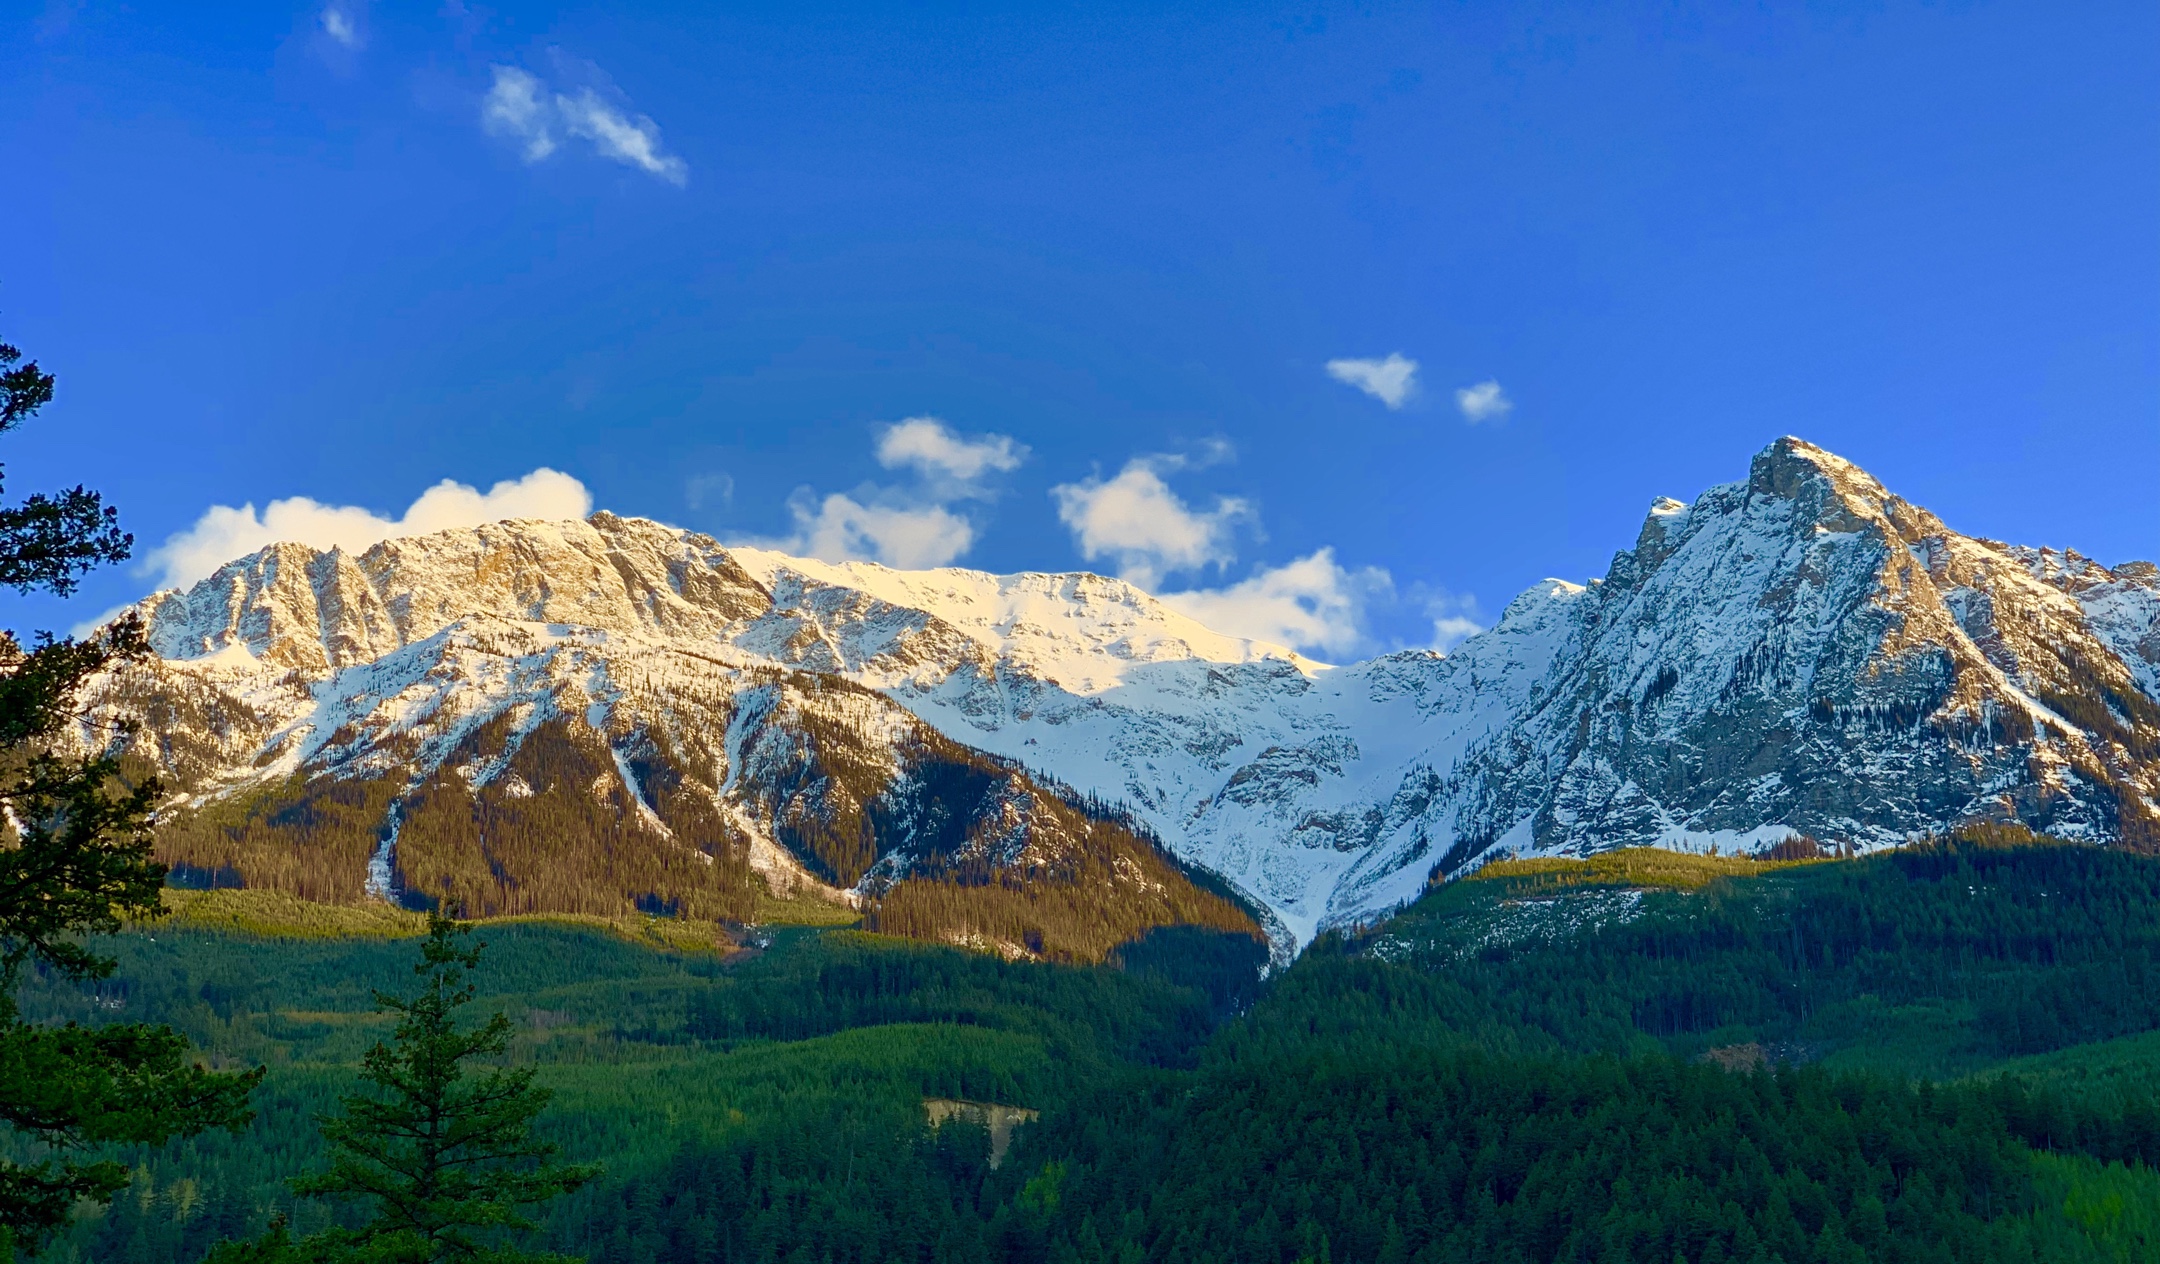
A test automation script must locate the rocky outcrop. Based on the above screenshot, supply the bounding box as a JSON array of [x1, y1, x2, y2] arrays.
[[86, 514, 1262, 961], [1418, 439, 2160, 866], [77, 439, 2160, 950]]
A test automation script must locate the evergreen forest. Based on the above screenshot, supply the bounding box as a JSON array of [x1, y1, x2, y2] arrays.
[[13, 833, 2160, 1263]]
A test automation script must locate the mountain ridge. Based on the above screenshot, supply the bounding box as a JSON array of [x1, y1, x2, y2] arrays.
[[76, 437, 2160, 952]]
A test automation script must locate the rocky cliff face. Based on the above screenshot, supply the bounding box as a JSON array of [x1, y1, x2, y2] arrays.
[[1396, 440, 2160, 872], [90, 514, 1261, 961], [78, 440, 2160, 951]]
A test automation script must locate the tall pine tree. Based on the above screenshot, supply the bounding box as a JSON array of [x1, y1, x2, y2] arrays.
[[0, 327, 261, 1256], [216, 915, 597, 1263]]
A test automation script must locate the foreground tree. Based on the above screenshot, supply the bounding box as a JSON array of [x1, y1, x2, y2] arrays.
[[0, 331, 262, 1256], [213, 915, 598, 1263]]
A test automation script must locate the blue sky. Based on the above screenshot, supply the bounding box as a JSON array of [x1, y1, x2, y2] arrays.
[[5, 1, 2156, 655]]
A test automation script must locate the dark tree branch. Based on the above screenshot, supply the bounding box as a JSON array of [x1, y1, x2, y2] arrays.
[[0, 321, 259, 1255]]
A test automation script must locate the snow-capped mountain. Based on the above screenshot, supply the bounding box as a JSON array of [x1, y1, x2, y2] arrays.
[[80, 438, 2160, 951]]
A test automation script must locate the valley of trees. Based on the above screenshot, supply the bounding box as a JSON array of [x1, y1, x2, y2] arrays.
[[8, 835, 2160, 1263]]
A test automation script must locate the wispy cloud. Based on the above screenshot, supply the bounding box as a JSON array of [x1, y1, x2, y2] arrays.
[[482, 66, 557, 161], [1417, 587, 1486, 650], [320, 6, 360, 49], [481, 62, 687, 185], [1455, 379, 1512, 423], [752, 418, 1027, 569], [1050, 456, 1252, 589], [1326, 353, 1418, 409], [556, 88, 688, 185], [145, 469, 592, 591]]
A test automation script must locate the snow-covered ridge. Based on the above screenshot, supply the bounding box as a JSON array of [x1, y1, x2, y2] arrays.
[[84, 438, 2160, 949], [728, 547, 1324, 693]]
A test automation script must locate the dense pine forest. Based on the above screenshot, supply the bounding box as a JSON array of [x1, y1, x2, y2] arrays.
[[13, 834, 2160, 1262], [140, 700, 1264, 968]]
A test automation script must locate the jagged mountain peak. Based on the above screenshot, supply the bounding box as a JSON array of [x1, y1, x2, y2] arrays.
[[79, 436, 2160, 952], [137, 510, 1314, 692], [141, 513, 771, 671], [1451, 436, 2160, 868]]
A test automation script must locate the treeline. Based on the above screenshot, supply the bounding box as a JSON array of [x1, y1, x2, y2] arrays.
[[148, 690, 1261, 963], [554, 837, 2160, 1264], [395, 714, 761, 923], [1308, 833, 2160, 1064], [153, 773, 395, 904], [949, 1050, 2137, 1264], [562, 973, 2160, 1264], [29, 841, 2160, 1264], [8, 922, 1248, 1263]]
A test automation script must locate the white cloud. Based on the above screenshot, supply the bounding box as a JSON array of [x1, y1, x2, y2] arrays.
[[876, 417, 1027, 484], [781, 493, 976, 570], [480, 64, 687, 184], [1327, 353, 1419, 409], [482, 66, 556, 161], [1455, 379, 1512, 423], [320, 6, 359, 48], [750, 420, 1027, 568], [1160, 550, 1390, 659], [68, 602, 134, 642], [1156, 561, 1487, 659], [556, 87, 688, 186], [1430, 614, 1483, 649], [1419, 588, 1486, 651], [1050, 458, 1252, 589], [145, 468, 592, 591]]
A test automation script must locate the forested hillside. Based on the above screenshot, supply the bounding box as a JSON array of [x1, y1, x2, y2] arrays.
[[10, 834, 2160, 1263], [141, 680, 1262, 967]]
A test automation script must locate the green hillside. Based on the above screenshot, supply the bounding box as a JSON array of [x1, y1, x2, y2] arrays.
[[14, 840, 2160, 1263]]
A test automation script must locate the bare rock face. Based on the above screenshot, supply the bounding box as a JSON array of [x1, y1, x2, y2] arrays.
[[77, 438, 2160, 951], [143, 514, 772, 668], [87, 514, 1263, 961], [1424, 438, 2160, 867]]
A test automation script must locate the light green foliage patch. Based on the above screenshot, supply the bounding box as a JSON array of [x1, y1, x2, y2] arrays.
[[1466, 845, 1823, 892]]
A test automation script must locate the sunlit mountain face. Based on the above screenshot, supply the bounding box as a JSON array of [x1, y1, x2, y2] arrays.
[[81, 439, 2160, 955]]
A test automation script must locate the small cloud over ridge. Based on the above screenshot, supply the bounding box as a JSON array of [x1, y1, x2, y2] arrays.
[[876, 417, 1028, 484], [146, 468, 592, 591], [746, 418, 1028, 569], [777, 494, 977, 570], [1050, 457, 1252, 590], [1160, 549, 1390, 659]]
